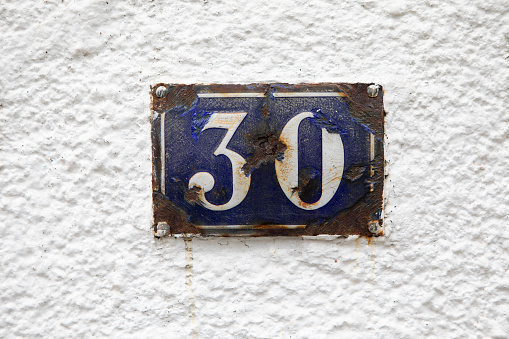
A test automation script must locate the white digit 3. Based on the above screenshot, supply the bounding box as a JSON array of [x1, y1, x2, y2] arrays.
[[275, 112, 344, 210], [188, 113, 250, 211]]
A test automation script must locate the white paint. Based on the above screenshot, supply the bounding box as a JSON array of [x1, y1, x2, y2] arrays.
[[272, 92, 347, 97], [1, 0, 508, 338], [189, 113, 250, 211], [275, 112, 344, 210], [160, 112, 166, 195], [197, 93, 265, 98], [199, 92, 346, 98]]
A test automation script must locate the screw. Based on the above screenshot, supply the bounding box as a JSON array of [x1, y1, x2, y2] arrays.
[[368, 220, 382, 235], [367, 84, 380, 98], [155, 222, 170, 237], [155, 85, 168, 98]]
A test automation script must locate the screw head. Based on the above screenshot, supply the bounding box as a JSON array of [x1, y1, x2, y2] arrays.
[[155, 86, 168, 98], [155, 222, 170, 237], [367, 84, 380, 98], [368, 221, 382, 235]]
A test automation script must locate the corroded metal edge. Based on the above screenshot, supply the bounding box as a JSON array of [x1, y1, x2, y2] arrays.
[[151, 83, 385, 237]]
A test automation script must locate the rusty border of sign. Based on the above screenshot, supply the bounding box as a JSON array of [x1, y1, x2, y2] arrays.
[[151, 83, 385, 237]]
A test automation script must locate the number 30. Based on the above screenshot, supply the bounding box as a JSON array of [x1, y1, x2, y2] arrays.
[[189, 112, 344, 211]]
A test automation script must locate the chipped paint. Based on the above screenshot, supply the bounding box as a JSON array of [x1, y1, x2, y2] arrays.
[[344, 165, 366, 182], [309, 108, 349, 135], [190, 111, 214, 140], [242, 132, 287, 176]]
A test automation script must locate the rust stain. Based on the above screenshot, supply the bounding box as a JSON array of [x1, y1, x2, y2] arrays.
[[183, 238, 198, 338], [249, 228, 303, 237], [260, 101, 270, 117], [210, 186, 228, 200], [260, 84, 271, 117], [152, 84, 198, 114], [335, 83, 385, 140], [367, 236, 374, 246], [356, 235, 376, 246], [153, 192, 200, 235], [304, 155, 384, 237], [185, 186, 202, 204], [291, 166, 320, 198], [344, 165, 366, 182]]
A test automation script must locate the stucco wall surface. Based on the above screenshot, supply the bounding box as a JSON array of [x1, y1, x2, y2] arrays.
[[1, 0, 508, 338]]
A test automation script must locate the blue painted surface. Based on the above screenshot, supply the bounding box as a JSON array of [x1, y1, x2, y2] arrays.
[[163, 94, 372, 226]]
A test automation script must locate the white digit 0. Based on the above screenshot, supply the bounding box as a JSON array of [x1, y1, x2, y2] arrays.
[[188, 113, 250, 211], [275, 112, 344, 210]]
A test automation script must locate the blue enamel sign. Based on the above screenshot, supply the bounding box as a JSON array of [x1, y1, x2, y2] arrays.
[[152, 83, 384, 237]]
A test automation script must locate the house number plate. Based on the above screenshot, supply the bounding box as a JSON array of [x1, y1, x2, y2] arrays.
[[151, 83, 384, 237]]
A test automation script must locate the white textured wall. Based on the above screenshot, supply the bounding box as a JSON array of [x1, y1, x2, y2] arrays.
[[1, 0, 508, 338]]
